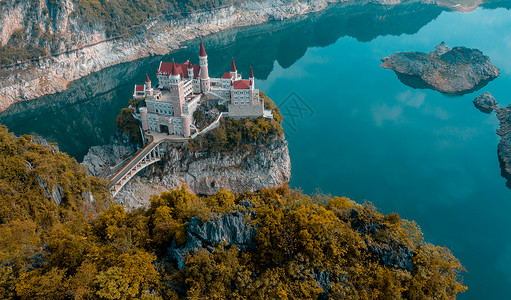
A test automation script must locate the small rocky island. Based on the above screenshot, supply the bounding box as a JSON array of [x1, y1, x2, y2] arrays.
[[381, 42, 500, 94], [472, 92, 511, 188]]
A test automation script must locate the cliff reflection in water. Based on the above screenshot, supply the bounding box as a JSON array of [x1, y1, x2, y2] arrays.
[[0, 2, 446, 160]]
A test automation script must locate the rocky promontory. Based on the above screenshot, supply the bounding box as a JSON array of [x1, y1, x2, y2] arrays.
[[472, 92, 511, 188], [82, 136, 291, 210], [381, 42, 500, 94], [496, 105, 511, 188]]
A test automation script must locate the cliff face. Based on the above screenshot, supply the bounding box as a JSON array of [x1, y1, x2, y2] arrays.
[[83, 137, 291, 210]]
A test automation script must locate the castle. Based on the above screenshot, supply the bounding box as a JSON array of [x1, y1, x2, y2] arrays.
[[133, 40, 269, 138]]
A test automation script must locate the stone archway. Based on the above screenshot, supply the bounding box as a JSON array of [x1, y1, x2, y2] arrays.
[[159, 124, 169, 134]]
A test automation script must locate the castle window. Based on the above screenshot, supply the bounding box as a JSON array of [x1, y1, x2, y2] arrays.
[[235, 101, 238, 105]]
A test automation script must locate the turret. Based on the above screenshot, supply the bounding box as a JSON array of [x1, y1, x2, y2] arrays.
[[230, 57, 238, 80], [187, 60, 194, 79], [139, 107, 149, 131], [170, 60, 180, 83], [145, 74, 153, 96], [249, 66, 254, 89], [199, 40, 210, 92]]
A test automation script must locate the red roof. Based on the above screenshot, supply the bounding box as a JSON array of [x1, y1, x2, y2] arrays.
[[231, 57, 237, 72], [158, 61, 200, 79], [233, 80, 251, 90], [146, 74, 150, 82], [171, 61, 178, 76], [222, 72, 232, 79], [135, 85, 144, 92], [200, 40, 207, 57], [249, 67, 254, 78]]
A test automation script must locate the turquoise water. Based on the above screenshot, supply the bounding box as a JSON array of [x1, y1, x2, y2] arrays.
[[2, 3, 511, 299]]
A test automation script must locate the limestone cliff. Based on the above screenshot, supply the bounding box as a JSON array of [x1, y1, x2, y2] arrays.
[[82, 136, 291, 210]]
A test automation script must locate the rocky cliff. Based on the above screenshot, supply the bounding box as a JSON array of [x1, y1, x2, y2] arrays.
[[381, 42, 500, 94], [496, 105, 511, 189], [82, 136, 291, 210], [472, 92, 511, 189]]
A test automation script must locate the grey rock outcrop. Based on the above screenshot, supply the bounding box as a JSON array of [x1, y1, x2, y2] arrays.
[[115, 137, 291, 210], [81, 132, 138, 178], [496, 105, 511, 188], [381, 43, 500, 94], [369, 244, 414, 272], [37, 177, 63, 205], [169, 206, 257, 269], [472, 95, 511, 189], [473, 92, 497, 113]]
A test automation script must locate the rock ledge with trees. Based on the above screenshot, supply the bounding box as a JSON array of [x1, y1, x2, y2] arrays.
[[381, 42, 500, 94]]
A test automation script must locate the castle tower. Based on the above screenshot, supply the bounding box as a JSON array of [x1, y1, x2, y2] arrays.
[[145, 74, 153, 96], [230, 57, 238, 79], [187, 60, 194, 79], [199, 40, 210, 93], [249, 66, 254, 89], [169, 60, 185, 117], [139, 107, 149, 131]]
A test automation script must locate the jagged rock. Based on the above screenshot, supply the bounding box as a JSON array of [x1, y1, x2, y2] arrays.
[[430, 41, 451, 57], [115, 137, 291, 210], [81, 132, 138, 178], [381, 43, 500, 94], [349, 209, 386, 235], [314, 269, 331, 299], [473, 94, 511, 189], [188, 211, 257, 247], [37, 177, 63, 205], [473, 92, 498, 113], [496, 105, 511, 188], [32, 137, 58, 153], [169, 207, 256, 269], [369, 244, 414, 272]]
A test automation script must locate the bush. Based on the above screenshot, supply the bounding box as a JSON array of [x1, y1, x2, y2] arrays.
[[115, 108, 142, 144]]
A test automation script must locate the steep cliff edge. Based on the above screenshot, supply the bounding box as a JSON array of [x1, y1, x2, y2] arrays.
[[83, 136, 291, 210]]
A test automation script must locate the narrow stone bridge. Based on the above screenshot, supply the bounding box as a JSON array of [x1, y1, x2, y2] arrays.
[[108, 138, 172, 197], [108, 113, 225, 197]]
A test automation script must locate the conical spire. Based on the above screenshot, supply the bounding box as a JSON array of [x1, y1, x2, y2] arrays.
[[231, 57, 237, 72], [200, 39, 207, 57], [171, 59, 178, 76], [249, 66, 254, 78], [146, 74, 150, 82]]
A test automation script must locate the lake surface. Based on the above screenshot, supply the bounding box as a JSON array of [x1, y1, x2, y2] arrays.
[[2, 2, 511, 299]]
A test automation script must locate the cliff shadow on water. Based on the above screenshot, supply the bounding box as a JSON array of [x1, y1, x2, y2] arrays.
[[0, 1, 447, 161]]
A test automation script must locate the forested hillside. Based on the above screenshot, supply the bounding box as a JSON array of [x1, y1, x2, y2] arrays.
[[0, 126, 466, 299]]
